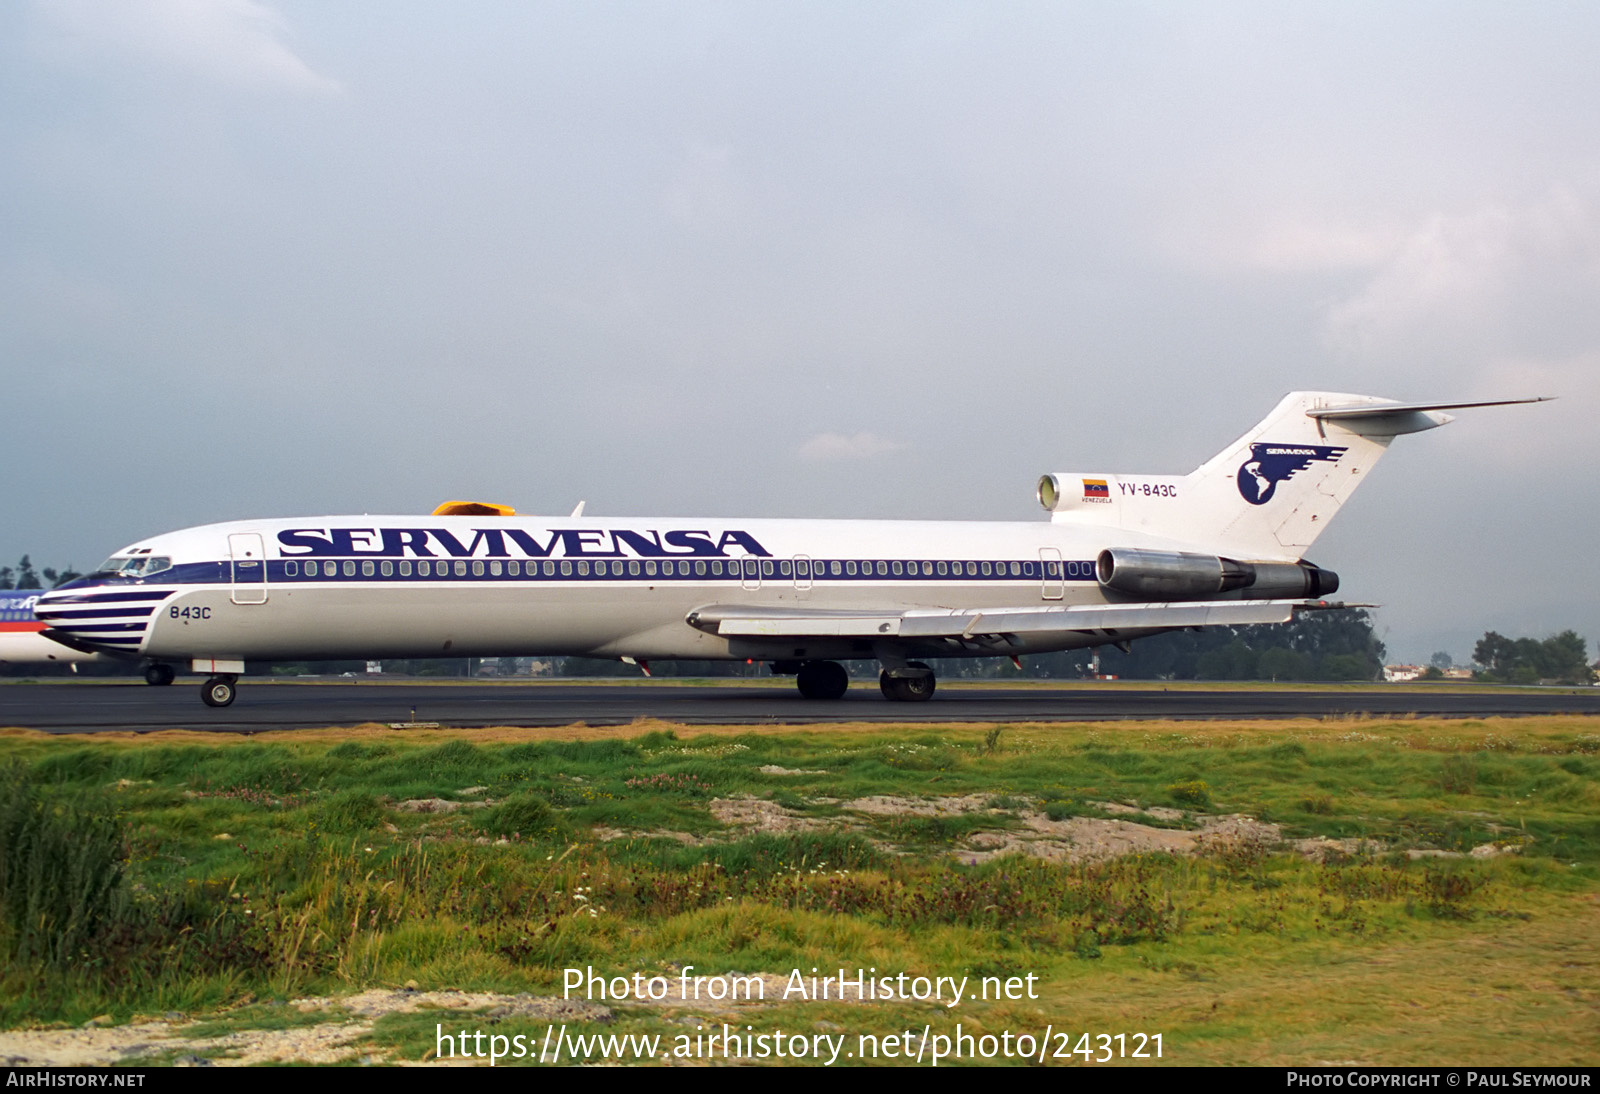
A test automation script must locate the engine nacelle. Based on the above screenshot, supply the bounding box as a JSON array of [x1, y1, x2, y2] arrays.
[[1096, 548, 1338, 600], [1244, 561, 1340, 599], [1096, 548, 1252, 599]]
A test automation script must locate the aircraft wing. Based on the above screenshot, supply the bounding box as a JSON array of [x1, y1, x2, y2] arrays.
[[686, 599, 1345, 641]]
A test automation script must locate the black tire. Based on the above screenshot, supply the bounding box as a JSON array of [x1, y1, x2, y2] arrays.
[[797, 660, 848, 700], [879, 662, 936, 702], [145, 664, 176, 686], [201, 676, 236, 708]]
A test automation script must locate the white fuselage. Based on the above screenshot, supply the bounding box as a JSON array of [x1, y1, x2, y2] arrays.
[[35, 514, 1208, 664]]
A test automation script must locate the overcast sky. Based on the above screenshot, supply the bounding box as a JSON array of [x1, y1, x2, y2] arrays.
[[3, 1, 1596, 664]]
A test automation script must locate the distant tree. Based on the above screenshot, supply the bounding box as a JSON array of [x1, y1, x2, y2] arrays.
[[14, 556, 39, 590], [1473, 632, 1513, 673], [1430, 651, 1454, 670], [1473, 630, 1593, 685], [1322, 653, 1378, 681], [1195, 639, 1259, 681], [1258, 647, 1311, 681], [0, 565, 11, 590]]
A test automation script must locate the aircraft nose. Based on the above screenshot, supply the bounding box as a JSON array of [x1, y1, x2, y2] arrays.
[[33, 585, 173, 653]]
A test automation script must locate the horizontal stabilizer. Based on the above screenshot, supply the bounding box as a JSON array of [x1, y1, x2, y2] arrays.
[[1306, 396, 1553, 437], [687, 599, 1343, 641], [1308, 396, 1552, 419]]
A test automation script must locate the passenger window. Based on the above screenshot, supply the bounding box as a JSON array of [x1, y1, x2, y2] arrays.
[[381, 561, 393, 577], [967, 562, 978, 576], [343, 561, 356, 577], [830, 561, 841, 576], [780, 560, 792, 577], [285, 561, 298, 576], [629, 560, 641, 576], [560, 561, 572, 576], [923, 562, 933, 576], [577, 561, 589, 576], [362, 560, 375, 577], [400, 560, 413, 576], [418, 560, 431, 577], [472, 560, 484, 576], [876, 561, 887, 576], [646, 561, 657, 576], [490, 561, 502, 576], [453, 561, 466, 576], [936, 561, 947, 576], [981, 561, 992, 576], [760, 560, 773, 577], [891, 561, 902, 576], [661, 561, 674, 577], [508, 560, 520, 576], [845, 560, 857, 576], [695, 560, 706, 576], [543, 561, 555, 576], [1010, 562, 1021, 576]]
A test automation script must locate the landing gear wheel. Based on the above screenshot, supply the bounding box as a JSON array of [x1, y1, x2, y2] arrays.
[[795, 660, 849, 700], [201, 675, 237, 708], [879, 661, 936, 702], [144, 663, 176, 686]]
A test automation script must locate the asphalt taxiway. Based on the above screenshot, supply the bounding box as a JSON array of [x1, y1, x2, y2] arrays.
[[3, 679, 1598, 733]]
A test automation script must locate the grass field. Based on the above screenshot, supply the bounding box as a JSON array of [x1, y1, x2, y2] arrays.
[[1, 715, 1596, 1066]]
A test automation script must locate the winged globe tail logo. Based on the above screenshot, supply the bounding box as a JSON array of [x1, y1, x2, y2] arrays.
[[1236, 442, 1347, 505]]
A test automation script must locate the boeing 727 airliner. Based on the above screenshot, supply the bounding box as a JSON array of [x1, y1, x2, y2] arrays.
[[33, 392, 1545, 707]]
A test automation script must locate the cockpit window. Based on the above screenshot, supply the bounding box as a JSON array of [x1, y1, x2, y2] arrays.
[[97, 556, 172, 578]]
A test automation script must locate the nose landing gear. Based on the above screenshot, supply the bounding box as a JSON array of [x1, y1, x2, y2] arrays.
[[201, 675, 237, 707]]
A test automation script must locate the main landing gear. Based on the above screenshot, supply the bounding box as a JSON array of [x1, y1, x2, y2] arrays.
[[143, 663, 176, 686], [879, 661, 936, 703], [778, 659, 938, 702], [795, 659, 849, 700], [201, 675, 237, 708]]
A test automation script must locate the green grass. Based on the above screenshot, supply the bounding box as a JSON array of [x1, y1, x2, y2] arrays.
[[0, 716, 1597, 1064]]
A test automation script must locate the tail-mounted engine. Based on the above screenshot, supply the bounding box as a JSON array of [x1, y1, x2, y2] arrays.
[[1095, 547, 1338, 601]]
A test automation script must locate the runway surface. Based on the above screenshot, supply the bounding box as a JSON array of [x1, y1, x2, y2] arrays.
[[3, 679, 1598, 733]]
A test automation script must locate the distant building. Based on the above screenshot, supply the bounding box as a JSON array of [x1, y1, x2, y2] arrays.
[[1384, 664, 1424, 682]]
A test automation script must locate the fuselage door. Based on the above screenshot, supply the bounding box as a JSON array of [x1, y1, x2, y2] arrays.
[[1039, 547, 1064, 600], [739, 555, 761, 591], [228, 533, 268, 605]]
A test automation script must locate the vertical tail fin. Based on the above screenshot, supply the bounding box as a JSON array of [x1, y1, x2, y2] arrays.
[[1177, 391, 1407, 558], [1042, 392, 1544, 561]]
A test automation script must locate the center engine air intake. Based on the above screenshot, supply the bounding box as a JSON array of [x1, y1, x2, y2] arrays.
[[1095, 547, 1338, 600]]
